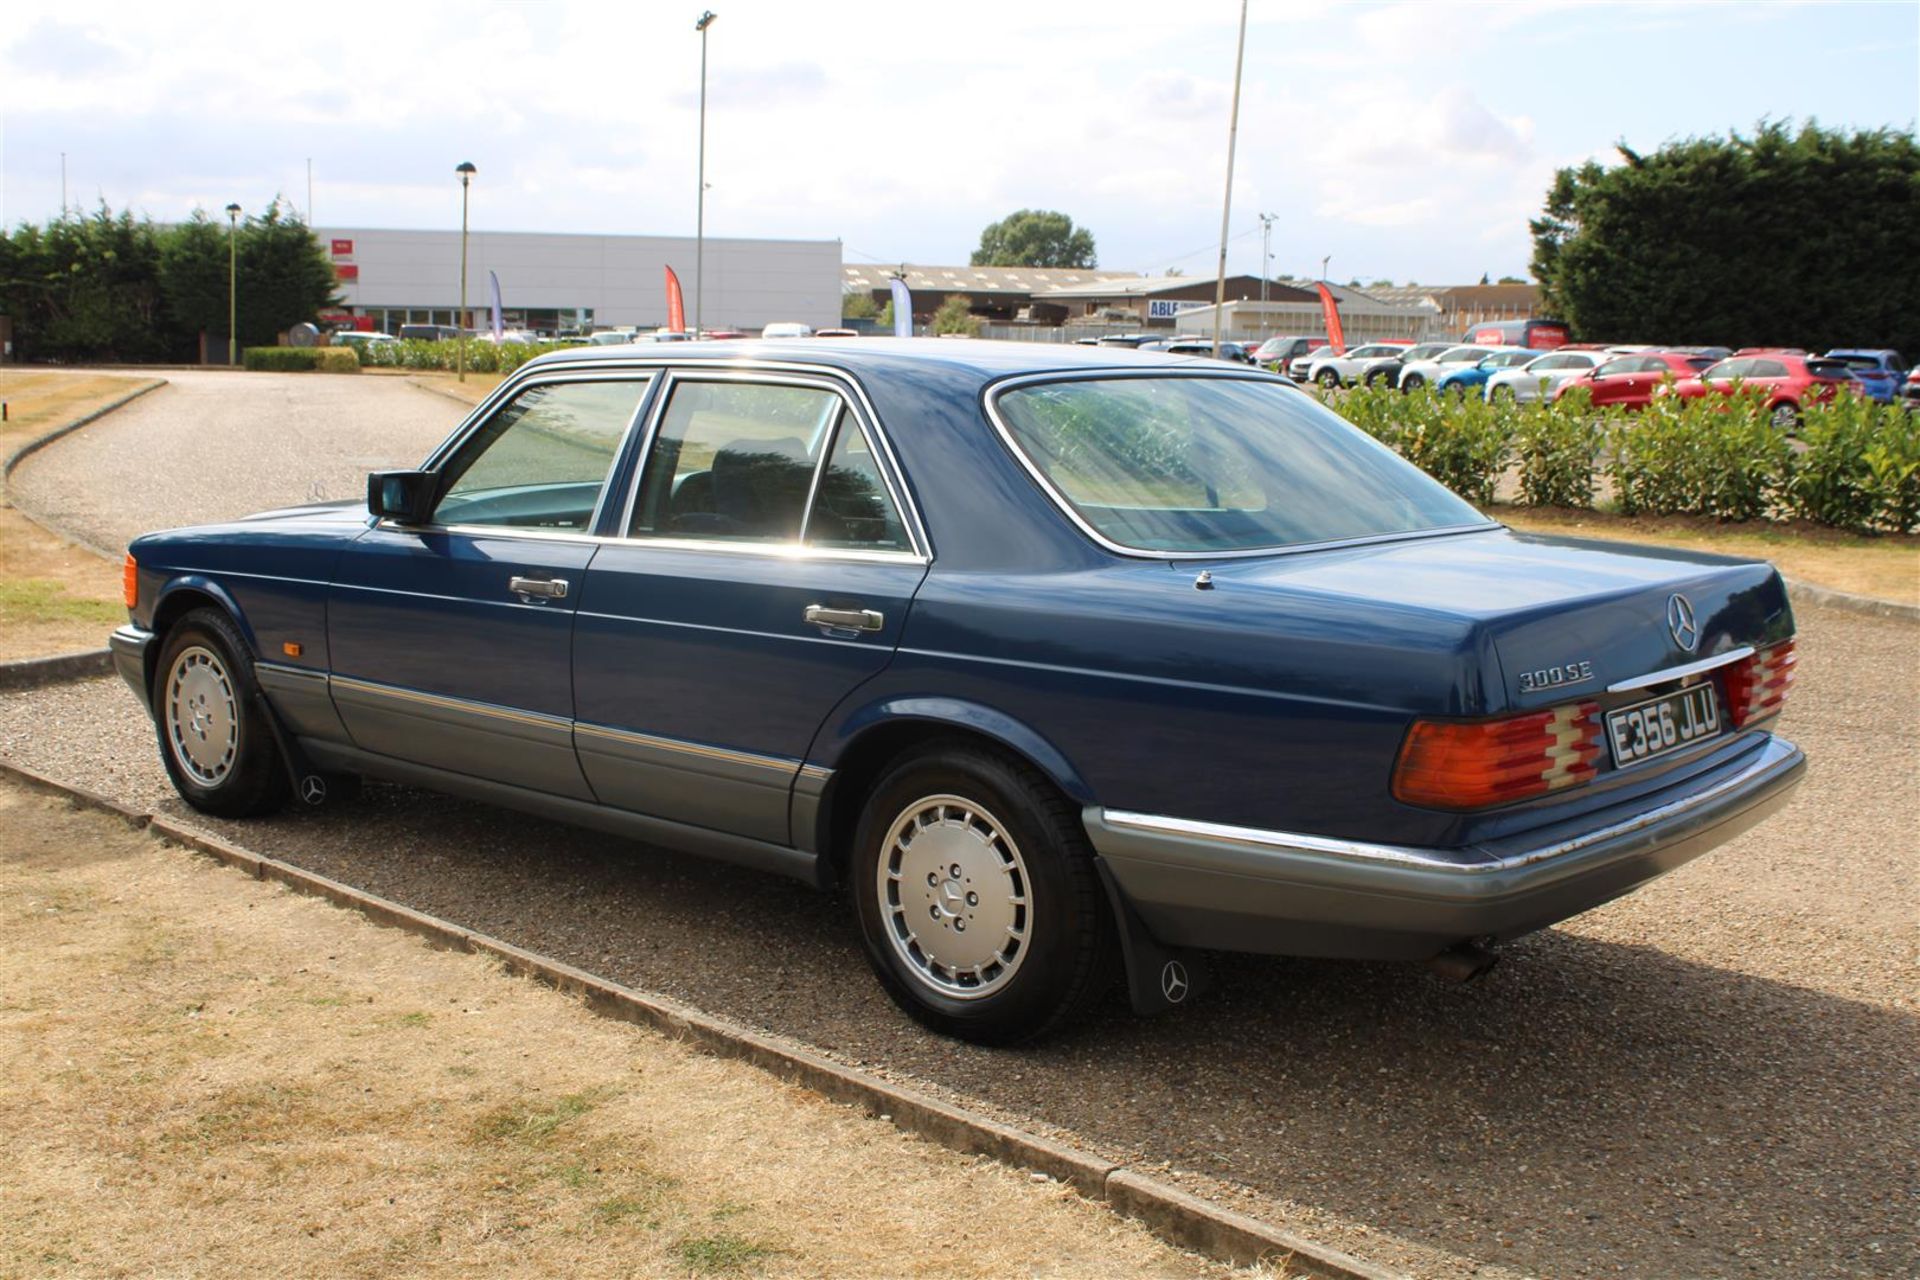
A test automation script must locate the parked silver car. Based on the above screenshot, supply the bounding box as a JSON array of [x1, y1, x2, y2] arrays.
[[1397, 345, 1494, 392], [1299, 342, 1416, 388], [1483, 349, 1605, 403], [1355, 342, 1449, 388]]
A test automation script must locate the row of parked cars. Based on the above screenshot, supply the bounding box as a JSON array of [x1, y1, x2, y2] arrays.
[[1251, 335, 1917, 426]]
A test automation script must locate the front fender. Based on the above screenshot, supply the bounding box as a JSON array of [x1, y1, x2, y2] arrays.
[[150, 574, 261, 654]]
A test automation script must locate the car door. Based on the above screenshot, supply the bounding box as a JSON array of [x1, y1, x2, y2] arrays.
[[1586, 357, 1638, 406], [571, 370, 929, 844], [327, 373, 655, 798]]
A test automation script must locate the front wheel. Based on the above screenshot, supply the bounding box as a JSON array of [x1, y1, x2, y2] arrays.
[[849, 744, 1116, 1044], [1490, 384, 1517, 405], [152, 609, 290, 818], [1401, 373, 1425, 392], [1315, 367, 1341, 389]]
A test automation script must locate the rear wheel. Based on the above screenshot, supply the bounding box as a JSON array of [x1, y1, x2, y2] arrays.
[[153, 609, 290, 818], [1315, 367, 1341, 389], [1402, 373, 1425, 392], [1770, 401, 1801, 431], [1490, 384, 1517, 405], [849, 744, 1115, 1044]]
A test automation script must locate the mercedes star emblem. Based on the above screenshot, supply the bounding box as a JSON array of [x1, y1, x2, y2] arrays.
[[1160, 960, 1190, 1004], [300, 775, 329, 805], [1667, 593, 1700, 652]]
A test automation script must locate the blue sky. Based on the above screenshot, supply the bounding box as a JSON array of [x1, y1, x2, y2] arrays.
[[2, 0, 1914, 285]]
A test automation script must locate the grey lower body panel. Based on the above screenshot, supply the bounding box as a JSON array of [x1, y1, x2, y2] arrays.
[[109, 624, 153, 709], [575, 721, 796, 847], [1086, 734, 1806, 961], [302, 737, 821, 887]]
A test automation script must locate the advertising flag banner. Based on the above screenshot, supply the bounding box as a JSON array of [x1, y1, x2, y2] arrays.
[[889, 276, 913, 338], [665, 267, 687, 334], [1316, 282, 1346, 354], [488, 271, 504, 340]]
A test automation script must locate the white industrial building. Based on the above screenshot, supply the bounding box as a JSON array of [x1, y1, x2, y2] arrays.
[[316, 227, 842, 335]]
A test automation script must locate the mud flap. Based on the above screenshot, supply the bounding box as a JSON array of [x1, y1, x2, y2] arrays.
[[1095, 860, 1212, 1016], [249, 687, 345, 808]]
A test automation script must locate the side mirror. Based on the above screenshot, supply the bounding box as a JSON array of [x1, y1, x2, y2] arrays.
[[367, 470, 436, 524]]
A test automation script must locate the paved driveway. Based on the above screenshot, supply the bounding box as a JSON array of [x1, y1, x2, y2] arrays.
[[9, 370, 463, 553], [3, 371, 1914, 1279]]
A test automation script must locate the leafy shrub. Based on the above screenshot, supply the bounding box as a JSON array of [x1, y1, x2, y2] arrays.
[[1786, 391, 1920, 532], [357, 338, 568, 374], [1391, 388, 1511, 505], [242, 346, 359, 373], [1609, 386, 1780, 520], [1512, 387, 1605, 508]]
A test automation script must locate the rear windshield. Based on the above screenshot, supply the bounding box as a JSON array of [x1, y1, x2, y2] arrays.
[[992, 375, 1487, 554]]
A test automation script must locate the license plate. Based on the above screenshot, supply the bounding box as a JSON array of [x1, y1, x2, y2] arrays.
[[1606, 684, 1723, 768]]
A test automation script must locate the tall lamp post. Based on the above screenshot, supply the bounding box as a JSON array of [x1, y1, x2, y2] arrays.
[[455, 162, 476, 382], [695, 10, 717, 337], [225, 203, 242, 367], [1209, 0, 1249, 357], [1257, 211, 1276, 335]]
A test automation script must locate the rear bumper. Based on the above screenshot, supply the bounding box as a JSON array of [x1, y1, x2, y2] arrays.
[[109, 624, 154, 710], [1085, 733, 1805, 961]]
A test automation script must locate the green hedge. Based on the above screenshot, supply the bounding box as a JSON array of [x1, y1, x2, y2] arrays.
[[355, 337, 569, 374], [1321, 383, 1919, 534], [242, 346, 360, 373]]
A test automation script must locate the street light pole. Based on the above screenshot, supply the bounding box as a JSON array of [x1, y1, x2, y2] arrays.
[[1258, 212, 1276, 335], [1210, 0, 1249, 357], [456, 162, 476, 382], [225, 203, 242, 367], [695, 11, 717, 338]]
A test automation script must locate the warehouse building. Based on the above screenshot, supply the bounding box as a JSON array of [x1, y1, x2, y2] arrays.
[[319, 227, 843, 334]]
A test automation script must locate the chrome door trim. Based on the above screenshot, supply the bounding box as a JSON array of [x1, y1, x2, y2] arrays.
[[980, 368, 1500, 563], [329, 673, 573, 733], [1606, 646, 1753, 694], [574, 720, 801, 776]]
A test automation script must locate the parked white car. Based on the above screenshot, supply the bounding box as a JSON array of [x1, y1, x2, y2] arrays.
[[1396, 345, 1495, 392], [1299, 343, 1416, 388], [1483, 349, 1605, 403], [761, 321, 815, 338]]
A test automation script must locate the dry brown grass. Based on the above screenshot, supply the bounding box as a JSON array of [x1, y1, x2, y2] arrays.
[[0, 372, 159, 661], [0, 781, 1257, 1280], [1493, 505, 1920, 606], [391, 369, 505, 406]]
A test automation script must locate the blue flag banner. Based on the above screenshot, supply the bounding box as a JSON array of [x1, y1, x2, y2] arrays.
[[489, 271, 504, 339], [889, 277, 912, 339]]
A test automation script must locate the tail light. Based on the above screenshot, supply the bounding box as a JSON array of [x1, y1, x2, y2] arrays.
[[1723, 640, 1795, 727], [1393, 701, 1601, 811], [122, 553, 139, 610]]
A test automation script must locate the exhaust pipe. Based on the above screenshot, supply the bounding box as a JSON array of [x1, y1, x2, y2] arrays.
[[1428, 940, 1500, 984]]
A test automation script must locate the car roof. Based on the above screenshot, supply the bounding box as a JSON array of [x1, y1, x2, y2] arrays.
[[521, 336, 1240, 380]]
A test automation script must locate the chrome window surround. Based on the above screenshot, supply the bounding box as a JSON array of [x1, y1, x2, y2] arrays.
[[418, 369, 658, 537], [980, 367, 1499, 562], [395, 357, 930, 565], [1101, 734, 1785, 876]]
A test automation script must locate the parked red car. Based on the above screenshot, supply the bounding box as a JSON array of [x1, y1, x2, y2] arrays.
[[1662, 353, 1858, 428], [1553, 350, 1716, 410]]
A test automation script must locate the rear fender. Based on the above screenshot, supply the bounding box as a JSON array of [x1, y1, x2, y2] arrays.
[[815, 696, 1094, 805]]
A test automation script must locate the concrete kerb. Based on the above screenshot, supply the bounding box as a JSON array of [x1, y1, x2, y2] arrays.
[[0, 649, 114, 692], [3, 376, 169, 562], [0, 752, 1406, 1280], [1785, 577, 1920, 624]]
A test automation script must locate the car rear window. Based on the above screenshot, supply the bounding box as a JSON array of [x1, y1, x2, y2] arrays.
[[991, 375, 1488, 555]]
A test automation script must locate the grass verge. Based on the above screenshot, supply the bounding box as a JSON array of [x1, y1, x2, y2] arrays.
[[0, 780, 1251, 1279]]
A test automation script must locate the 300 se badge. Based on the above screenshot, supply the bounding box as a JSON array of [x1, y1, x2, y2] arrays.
[[1607, 684, 1722, 767], [1518, 660, 1594, 693]]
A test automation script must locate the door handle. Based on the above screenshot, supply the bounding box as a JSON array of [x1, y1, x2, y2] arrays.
[[509, 576, 569, 600], [804, 604, 883, 633]]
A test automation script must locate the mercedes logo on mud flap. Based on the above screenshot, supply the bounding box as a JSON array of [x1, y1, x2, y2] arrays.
[[1667, 593, 1700, 652], [1160, 960, 1190, 1004], [299, 775, 329, 806]]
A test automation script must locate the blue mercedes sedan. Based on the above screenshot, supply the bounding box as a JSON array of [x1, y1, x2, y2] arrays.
[[112, 340, 1805, 1043]]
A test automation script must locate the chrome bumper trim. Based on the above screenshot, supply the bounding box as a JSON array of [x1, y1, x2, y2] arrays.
[[1101, 738, 1799, 877]]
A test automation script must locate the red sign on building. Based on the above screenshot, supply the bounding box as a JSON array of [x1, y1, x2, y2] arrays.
[[331, 239, 354, 257], [335, 264, 359, 281]]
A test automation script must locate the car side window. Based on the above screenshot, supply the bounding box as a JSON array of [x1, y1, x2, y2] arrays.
[[807, 418, 911, 552], [1750, 359, 1788, 379], [432, 378, 651, 531], [1595, 359, 1632, 377], [630, 380, 839, 543]]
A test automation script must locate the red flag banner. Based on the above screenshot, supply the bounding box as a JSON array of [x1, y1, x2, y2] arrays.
[[664, 266, 686, 333], [1316, 282, 1345, 354]]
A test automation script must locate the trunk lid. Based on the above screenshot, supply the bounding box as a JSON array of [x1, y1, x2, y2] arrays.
[[1195, 527, 1793, 715]]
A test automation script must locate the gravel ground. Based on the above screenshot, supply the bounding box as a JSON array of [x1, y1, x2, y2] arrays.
[[4, 373, 1916, 1278], [7, 370, 463, 553]]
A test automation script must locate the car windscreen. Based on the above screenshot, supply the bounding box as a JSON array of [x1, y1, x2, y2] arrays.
[[991, 375, 1488, 554]]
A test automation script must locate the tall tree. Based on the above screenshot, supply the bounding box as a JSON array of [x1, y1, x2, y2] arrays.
[[971, 210, 1097, 268], [157, 211, 230, 349], [1530, 122, 1920, 353], [233, 201, 341, 347]]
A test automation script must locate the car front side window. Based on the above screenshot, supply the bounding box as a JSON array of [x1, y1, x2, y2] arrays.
[[431, 378, 651, 531]]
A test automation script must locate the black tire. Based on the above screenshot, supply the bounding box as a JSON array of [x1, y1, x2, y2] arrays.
[[1770, 401, 1802, 432], [1402, 373, 1425, 392], [151, 608, 290, 818], [1490, 384, 1517, 405], [849, 743, 1116, 1045], [1365, 370, 1390, 388], [1315, 367, 1341, 389]]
